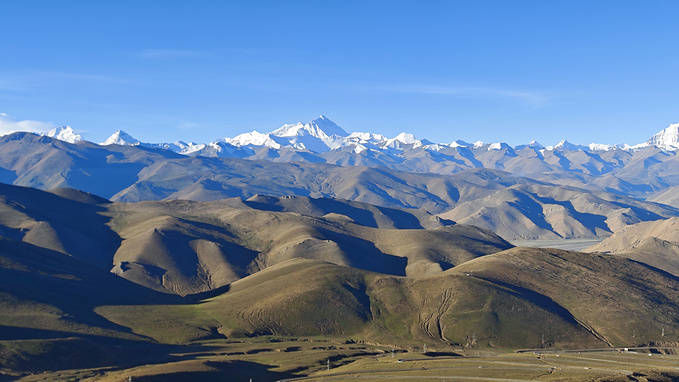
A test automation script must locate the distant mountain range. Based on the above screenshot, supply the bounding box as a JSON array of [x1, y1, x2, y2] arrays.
[[1, 131, 678, 240], [38, 118, 679, 203], [46, 115, 679, 153]]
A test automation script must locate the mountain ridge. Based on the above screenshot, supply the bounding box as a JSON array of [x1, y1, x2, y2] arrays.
[[57, 115, 679, 154], [25, 115, 679, 155], [0, 132, 677, 240]]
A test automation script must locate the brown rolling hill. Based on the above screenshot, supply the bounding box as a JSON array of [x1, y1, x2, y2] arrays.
[[3, 184, 679, 376], [437, 182, 675, 240], [97, 246, 679, 350], [0, 183, 511, 296], [449, 247, 679, 347], [587, 217, 679, 277], [106, 197, 511, 295]]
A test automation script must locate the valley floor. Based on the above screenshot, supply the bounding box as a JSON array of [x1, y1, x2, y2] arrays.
[[510, 239, 605, 252], [8, 338, 679, 382]]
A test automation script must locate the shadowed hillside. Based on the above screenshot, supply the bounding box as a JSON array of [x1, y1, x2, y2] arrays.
[[106, 198, 511, 294], [438, 183, 676, 240], [0, 183, 511, 296]]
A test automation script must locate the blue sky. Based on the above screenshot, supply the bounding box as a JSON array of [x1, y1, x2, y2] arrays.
[[1, 1, 678, 146]]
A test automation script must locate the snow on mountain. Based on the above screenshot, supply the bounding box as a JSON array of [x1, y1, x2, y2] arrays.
[[45, 126, 82, 143], [487, 142, 512, 151], [268, 115, 349, 152], [449, 140, 471, 148], [640, 123, 679, 150], [345, 132, 388, 145], [273, 115, 348, 138], [218, 116, 349, 153], [225, 131, 282, 149], [515, 140, 544, 150], [101, 130, 140, 146], [335, 132, 388, 153], [90, 118, 679, 160], [392, 132, 418, 145], [588, 143, 617, 151], [383, 132, 423, 150], [545, 140, 587, 151], [199, 142, 255, 158], [152, 141, 205, 155]]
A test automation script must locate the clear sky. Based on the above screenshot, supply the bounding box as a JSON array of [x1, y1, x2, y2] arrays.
[[1, 0, 678, 146]]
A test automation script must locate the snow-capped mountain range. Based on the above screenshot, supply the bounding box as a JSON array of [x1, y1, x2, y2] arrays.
[[41, 116, 679, 155]]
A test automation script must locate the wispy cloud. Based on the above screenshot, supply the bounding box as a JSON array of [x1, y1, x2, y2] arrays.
[[139, 49, 208, 60], [0, 113, 55, 135], [0, 72, 128, 93], [357, 83, 548, 108]]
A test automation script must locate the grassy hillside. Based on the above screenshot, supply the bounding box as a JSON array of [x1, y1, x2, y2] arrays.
[[98, 246, 679, 350], [0, 235, 175, 342], [4, 182, 679, 378], [452, 247, 679, 346]]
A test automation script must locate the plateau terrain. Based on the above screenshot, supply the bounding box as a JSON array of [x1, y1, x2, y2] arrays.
[[3, 119, 679, 380]]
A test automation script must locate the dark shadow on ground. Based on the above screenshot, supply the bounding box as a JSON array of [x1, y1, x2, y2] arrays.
[[130, 360, 296, 382]]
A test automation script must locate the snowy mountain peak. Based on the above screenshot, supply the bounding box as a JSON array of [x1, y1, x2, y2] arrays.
[[527, 140, 544, 148], [645, 123, 679, 150], [92, 118, 679, 157], [487, 142, 511, 151], [225, 131, 281, 149], [309, 115, 348, 137], [45, 126, 82, 143], [546, 140, 585, 151], [272, 122, 305, 137], [383, 132, 422, 150], [272, 116, 347, 139], [393, 132, 418, 144], [101, 130, 140, 146], [515, 140, 544, 151], [265, 116, 348, 152], [449, 139, 471, 148]]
